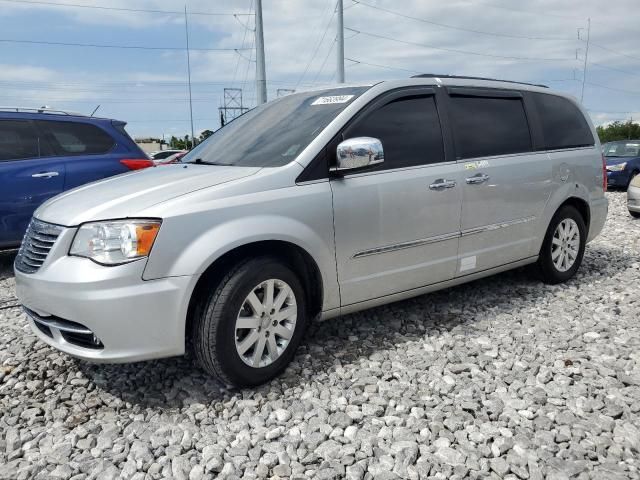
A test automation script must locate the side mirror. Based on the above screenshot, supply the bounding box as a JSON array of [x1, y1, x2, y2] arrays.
[[332, 137, 384, 173]]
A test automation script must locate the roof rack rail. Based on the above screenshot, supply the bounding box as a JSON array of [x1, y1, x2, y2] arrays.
[[410, 74, 548, 89], [0, 106, 86, 116]]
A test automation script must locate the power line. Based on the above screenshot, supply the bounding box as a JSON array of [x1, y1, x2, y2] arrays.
[[585, 81, 640, 96], [0, 79, 307, 88], [459, 0, 584, 20], [241, 9, 256, 96], [295, 1, 337, 89], [350, 0, 574, 41], [345, 57, 421, 74], [588, 42, 640, 63], [344, 27, 574, 62], [589, 61, 640, 79], [0, 96, 240, 103], [232, 0, 254, 88], [312, 39, 337, 84], [0, 0, 253, 16], [0, 38, 249, 51]]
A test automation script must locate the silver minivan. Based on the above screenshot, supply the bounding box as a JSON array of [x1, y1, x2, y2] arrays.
[[15, 76, 608, 387]]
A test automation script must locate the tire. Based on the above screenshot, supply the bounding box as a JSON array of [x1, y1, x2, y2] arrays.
[[630, 210, 640, 219], [536, 205, 586, 285], [192, 256, 308, 387]]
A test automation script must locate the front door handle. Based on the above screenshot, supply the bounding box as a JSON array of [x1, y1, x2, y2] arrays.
[[429, 179, 457, 191], [465, 173, 490, 185], [31, 172, 59, 178]]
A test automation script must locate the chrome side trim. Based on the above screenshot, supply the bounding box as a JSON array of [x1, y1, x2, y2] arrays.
[[353, 216, 536, 258], [460, 216, 535, 237], [353, 232, 459, 258]]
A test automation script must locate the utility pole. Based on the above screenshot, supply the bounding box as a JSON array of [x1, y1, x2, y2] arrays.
[[184, 5, 196, 148], [255, 0, 267, 105], [580, 18, 591, 104], [336, 0, 345, 83]]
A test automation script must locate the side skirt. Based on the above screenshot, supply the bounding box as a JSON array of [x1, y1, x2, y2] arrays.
[[319, 255, 538, 320]]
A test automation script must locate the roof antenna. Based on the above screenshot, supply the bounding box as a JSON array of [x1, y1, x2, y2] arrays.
[[90, 105, 101, 117]]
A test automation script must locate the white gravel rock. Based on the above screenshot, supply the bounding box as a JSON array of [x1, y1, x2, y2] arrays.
[[1, 192, 640, 479]]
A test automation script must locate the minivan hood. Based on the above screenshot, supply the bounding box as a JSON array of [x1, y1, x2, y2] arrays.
[[36, 164, 260, 226]]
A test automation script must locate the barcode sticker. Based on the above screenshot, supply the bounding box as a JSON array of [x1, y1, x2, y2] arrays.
[[311, 95, 354, 105], [460, 256, 477, 272]]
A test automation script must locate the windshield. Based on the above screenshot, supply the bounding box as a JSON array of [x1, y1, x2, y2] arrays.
[[182, 86, 369, 167], [603, 141, 640, 157]]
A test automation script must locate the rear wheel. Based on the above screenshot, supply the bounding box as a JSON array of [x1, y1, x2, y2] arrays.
[[536, 206, 586, 284], [192, 256, 308, 387]]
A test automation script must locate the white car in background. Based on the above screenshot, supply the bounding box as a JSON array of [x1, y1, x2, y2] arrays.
[[149, 149, 185, 163]]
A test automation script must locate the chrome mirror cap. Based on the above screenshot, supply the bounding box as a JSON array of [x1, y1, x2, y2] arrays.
[[333, 137, 384, 172]]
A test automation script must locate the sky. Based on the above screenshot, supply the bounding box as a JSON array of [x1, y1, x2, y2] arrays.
[[0, 0, 639, 139]]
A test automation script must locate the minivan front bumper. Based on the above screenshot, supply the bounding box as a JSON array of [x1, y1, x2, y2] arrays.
[[15, 247, 195, 363]]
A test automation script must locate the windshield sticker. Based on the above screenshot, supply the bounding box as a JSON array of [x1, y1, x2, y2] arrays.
[[311, 95, 355, 106], [464, 160, 490, 170]]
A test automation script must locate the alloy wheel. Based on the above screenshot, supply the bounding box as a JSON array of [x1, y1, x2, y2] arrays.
[[551, 218, 580, 272], [234, 279, 297, 368]]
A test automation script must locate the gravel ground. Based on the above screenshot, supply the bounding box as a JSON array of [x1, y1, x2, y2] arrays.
[[1, 191, 639, 480]]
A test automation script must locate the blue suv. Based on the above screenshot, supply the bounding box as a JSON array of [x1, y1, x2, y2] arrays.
[[0, 108, 152, 249]]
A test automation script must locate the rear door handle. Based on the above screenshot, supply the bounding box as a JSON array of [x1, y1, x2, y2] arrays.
[[429, 179, 457, 190], [31, 172, 59, 178], [465, 173, 490, 185]]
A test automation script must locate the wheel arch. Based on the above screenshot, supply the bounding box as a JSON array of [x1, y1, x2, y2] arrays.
[[558, 196, 591, 230], [534, 189, 592, 256], [185, 239, 324, 352]]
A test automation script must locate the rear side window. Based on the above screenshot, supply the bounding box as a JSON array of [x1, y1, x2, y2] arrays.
[[37, 120, 115, 155], [345, 95, 445, 168], [448, 94, 532, 159], [0, 120, 40, 161], [532, 93, 594, 150]]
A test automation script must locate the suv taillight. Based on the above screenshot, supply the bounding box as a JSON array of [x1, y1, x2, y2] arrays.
[[602, 154, 607, 191], [120, 159, 154, 170]]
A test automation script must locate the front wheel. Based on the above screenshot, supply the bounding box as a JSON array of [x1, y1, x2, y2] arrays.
[[192, 256, 308, 387], [536, 206, 586, 284]]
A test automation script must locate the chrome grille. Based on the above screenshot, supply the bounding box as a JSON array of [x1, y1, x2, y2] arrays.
[[15, 219, 63, 273]]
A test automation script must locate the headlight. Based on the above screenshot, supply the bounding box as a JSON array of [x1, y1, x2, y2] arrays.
[[608, 162, 627, 171], [70, 219, 161, 265]]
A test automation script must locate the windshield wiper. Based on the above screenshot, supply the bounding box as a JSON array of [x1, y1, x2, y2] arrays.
[[191, 158, 227, 166]]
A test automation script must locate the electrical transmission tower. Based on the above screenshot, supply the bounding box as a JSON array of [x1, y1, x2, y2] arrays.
[[218, 88, 248, 127]]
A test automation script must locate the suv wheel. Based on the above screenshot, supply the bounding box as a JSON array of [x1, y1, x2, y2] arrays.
[[192, 256, 307, 387], [536, 205, 586, 284]]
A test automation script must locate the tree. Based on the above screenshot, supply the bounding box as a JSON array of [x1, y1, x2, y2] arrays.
[[169, 135, 186, 150], [596, 120, 640, 144], [199, 129, 214, 142]]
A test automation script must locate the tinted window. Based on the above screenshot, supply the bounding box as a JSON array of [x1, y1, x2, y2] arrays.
[[182, 86, 369, 168], [344, 95, 445, 168], [37, 121, 114, 155], [532, 93, 594, 150], [0, 120, 40, 161], [448, 94, 532, 159], [153, 151, 176, 160]]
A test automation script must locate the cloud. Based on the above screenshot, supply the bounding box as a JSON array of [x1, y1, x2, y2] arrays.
[[0, 0, 638, 136]]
